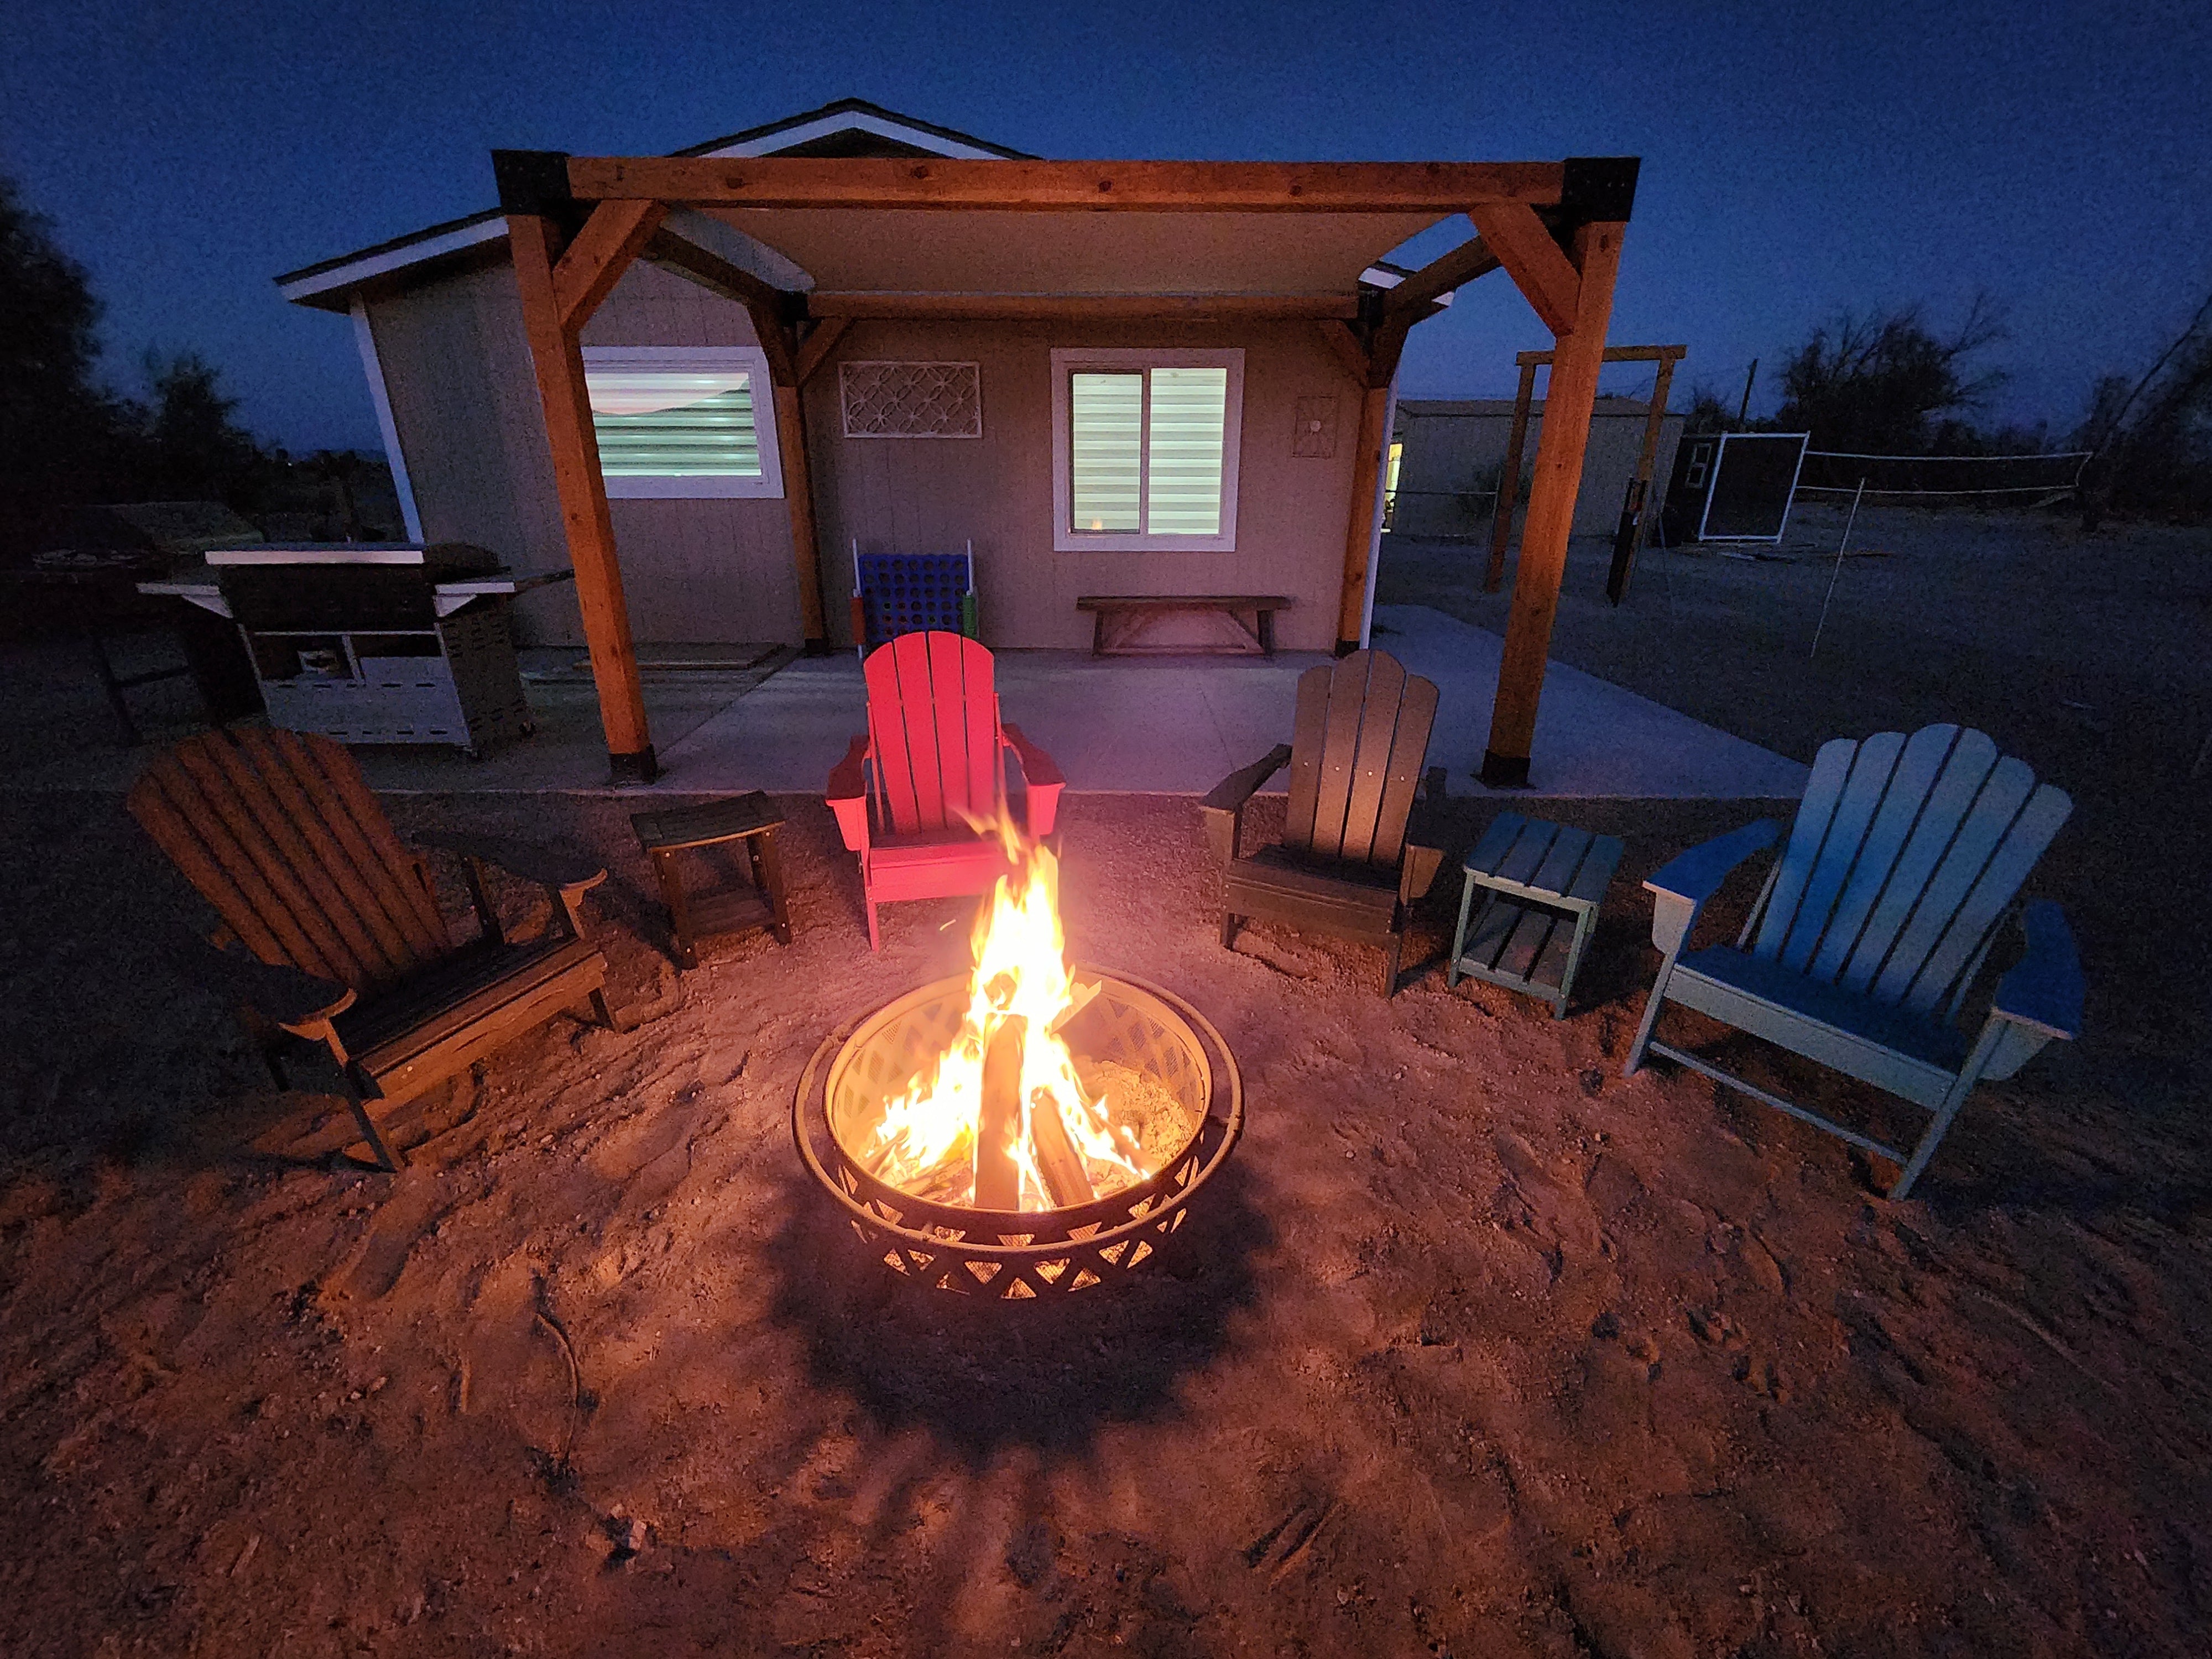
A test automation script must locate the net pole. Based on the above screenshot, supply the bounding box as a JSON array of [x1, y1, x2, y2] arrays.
[[1809, 478, 1866, 662]]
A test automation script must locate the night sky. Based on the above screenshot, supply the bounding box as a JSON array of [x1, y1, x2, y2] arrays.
[[3, 0, 2204, 452]]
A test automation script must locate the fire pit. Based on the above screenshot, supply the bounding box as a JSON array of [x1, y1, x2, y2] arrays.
[[793, 832, 1241, 1297]]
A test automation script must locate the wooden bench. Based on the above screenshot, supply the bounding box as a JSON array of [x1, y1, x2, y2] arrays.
[[1076, 594, 1291, 656]]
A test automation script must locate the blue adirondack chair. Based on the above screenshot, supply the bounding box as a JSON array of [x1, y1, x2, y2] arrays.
[[1623, 724, 2084, 1199]]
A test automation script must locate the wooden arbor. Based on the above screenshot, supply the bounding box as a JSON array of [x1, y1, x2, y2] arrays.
[[1484, 343, 1687, 602], [494, 150, 1637, 787]]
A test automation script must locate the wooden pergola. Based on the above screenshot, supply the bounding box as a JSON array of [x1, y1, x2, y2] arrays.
[[493, 149, 1636, 785]]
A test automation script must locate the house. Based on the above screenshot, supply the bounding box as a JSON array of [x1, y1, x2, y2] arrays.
[[1388, 397, 1684, 541], [276, 99, 1639, 784]]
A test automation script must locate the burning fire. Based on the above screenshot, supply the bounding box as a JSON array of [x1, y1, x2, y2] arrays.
[[862, 823, 1151, 1211]]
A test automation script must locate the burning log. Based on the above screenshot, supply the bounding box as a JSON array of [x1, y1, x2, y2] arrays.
[[1029, 1088, 1099, 1209], [974, 1016, 1025, 1211]]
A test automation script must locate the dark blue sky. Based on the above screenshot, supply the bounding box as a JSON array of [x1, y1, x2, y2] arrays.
[[4, 0, 2204, 451]]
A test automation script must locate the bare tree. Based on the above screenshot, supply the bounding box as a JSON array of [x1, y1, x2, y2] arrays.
[[1773, 295, 2008, 453]]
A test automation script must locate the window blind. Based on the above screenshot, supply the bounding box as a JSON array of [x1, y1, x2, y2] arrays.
[[1144, 367, 1228, 536], [1069, 373, 1142, 532], [586, 372, 761, 478]]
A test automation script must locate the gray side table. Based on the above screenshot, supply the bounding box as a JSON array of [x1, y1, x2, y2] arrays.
[[1450, 812, 1624, 1018]]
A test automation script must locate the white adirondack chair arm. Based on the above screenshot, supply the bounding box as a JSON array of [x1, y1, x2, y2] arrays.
[[1642, 818, 1783, 956]]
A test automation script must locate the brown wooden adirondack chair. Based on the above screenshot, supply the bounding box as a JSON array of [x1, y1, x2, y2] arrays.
[[128, 728, 612, 1171], [1201, 649, 1446, 995]]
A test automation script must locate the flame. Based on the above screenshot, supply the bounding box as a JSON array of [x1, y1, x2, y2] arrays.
[[862, 819, 1149, 1210]]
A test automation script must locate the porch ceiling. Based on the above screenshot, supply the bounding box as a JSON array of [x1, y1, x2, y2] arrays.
[[698, 206, 1455, 298]]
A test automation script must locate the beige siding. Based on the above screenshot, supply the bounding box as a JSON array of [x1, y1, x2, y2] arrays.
[[367, 255, 804, 646], [810, 320, 1364, 651], [1391, 398, 1685, 541], [363, 262, 574, 643], [368, 258, 1372, 650]]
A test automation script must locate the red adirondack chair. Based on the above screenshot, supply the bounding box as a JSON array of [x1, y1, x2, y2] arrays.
[[827, 632, 1065, 948]]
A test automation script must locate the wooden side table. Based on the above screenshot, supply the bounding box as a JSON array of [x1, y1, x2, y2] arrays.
[[629, 792, 791, 969], [1449, 812, 1623, 1019]]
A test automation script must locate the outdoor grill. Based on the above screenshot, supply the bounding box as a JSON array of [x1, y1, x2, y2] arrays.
[[140, 543, 572, 757], [794, 968, 1242, 1298]]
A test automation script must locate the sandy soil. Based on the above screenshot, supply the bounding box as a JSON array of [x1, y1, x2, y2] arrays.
[[2, 779, 2206, 1658]]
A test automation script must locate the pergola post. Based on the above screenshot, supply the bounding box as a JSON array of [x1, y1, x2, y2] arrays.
[[773, 378, 831, 652], [498, 151, 662, 784], [1478, 215, 1626, 786], [1607, 346, 1683, 604], [1335, 380, 1395, 653], [1484, 357, 1541, 593]]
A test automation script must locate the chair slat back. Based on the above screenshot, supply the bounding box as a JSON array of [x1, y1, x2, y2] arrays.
[[128, 728, 451, 994], [863, 631, 1003, 837], [1750, 725, 2070, 1015], [1281, 650, 1438, 869]]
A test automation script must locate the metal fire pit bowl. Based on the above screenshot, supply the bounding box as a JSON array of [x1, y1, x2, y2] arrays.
[[794, 967, 1243, 1297]]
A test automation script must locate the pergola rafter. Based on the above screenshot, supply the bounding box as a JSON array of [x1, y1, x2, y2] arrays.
[[494, 146, 1636, 787]]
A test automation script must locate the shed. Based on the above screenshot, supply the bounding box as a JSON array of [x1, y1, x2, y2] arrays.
[[277, 100, 1639, 786], [1389, 397, 1683, 541]]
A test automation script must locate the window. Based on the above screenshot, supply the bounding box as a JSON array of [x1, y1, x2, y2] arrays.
[[581, 346, 782, 499], [1051, 348, 1243, 552]]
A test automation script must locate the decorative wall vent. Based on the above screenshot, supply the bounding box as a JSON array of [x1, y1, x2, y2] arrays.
[[839, 362, 983, 439], [1292, 395, 1340, 458]]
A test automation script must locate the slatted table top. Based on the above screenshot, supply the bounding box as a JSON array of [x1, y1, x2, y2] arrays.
[[1463, 812, 1623, 910], [630, 791, 785, 853]]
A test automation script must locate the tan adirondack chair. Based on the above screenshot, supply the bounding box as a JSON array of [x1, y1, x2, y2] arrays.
[[1201, 649, 1445, 995], [128, 728, 611, 1170]]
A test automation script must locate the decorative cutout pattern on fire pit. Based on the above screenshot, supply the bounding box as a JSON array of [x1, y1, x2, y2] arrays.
[[794, 970, 1241, 1298]]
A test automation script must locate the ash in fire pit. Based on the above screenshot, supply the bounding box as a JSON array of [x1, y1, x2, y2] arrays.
[[795, 830, 1240, 1297]]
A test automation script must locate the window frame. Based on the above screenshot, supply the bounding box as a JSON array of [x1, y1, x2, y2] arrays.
[[580, 345, 784, 500], [1050, 347, 1243, 552]]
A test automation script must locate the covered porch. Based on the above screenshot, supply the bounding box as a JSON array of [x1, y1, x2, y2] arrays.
[[496, 148, 1641, 788]]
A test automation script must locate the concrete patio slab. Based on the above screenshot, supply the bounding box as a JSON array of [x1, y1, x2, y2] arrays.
[[0, 607, 1806, 802]]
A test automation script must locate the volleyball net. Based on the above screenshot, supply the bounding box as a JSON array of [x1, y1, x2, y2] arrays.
[[1792, 447, 2091, 507]]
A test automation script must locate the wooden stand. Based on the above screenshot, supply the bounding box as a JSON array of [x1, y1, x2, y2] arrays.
[[1484, 343, 1684, 597], [1449, 812, 1621, 1019], [629, 792, 792, 969]]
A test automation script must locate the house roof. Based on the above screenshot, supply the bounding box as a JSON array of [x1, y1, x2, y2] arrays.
[[671, 97, 1032, 161], [275, 100, 1032, 311]]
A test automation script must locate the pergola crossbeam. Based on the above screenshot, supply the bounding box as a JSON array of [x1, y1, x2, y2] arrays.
[[552, 200, 667, 332], [805, 292, 1360, 321], [1467, 202, 1582, 336], [1380, 230, 1501, 318], [566, 156, 1568, 212]]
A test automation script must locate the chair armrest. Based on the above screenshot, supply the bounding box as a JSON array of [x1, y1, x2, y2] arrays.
[[1400, 844, 1446, 905], [414, 831, 607, 893], [1201, 744, 1292, 815], [1991, 899, 2083, 1040], [1000, 723, 1065, 839], [1199, 744, 1292, 865], [415, 830, 607, 943], [826, 734, 872, 853], [1644, 818, 1781, 956], [169, 932, 356, 1032]]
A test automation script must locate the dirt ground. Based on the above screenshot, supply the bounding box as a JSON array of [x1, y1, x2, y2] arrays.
[[1, 768, 2206, 1657], [1, 505, 2205, 1657]]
